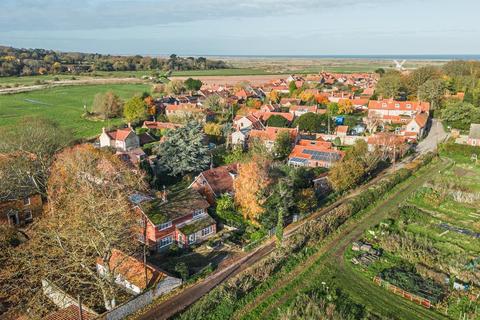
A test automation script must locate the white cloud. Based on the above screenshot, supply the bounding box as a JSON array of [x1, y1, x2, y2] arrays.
[[0, 0, 385, 31]]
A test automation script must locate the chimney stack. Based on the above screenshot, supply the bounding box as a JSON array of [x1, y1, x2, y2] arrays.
[[128, 122, 132, 129], [102, 127, 106, 133]]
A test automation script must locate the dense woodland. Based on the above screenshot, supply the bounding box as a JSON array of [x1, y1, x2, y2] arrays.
[[0, 46, 229, 77]]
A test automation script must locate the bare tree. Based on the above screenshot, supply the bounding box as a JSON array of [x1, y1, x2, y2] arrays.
[[1, 145, 147, 316], [0, 117, 72, 199]]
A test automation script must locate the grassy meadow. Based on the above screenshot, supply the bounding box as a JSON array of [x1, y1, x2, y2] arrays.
[[0, 83, 151, 139]]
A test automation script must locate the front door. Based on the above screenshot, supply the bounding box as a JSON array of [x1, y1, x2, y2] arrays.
[[7, 211, 19, 226], [188, 233, 196, 245]]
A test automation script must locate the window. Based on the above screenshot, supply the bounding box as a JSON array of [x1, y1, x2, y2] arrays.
[[201, 225, 214, 237], [188, 234, 196, 244], [158, 236, 173, 248], [7, 211, 19, 225], [382, 103, 387, 108], [137, 233, 145, 243], [24, 210, 33, 221], [406, 104, 412, 109], [395, 103, 400, 108], [193, 209, 204, 219], [23, 197, 30, 206], [158, 221, 172, 231]]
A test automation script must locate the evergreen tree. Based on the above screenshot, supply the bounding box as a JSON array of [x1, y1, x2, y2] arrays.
[[153, 121, 210, 176]]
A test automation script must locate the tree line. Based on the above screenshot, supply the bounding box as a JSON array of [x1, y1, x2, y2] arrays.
[[374, 61, 480, 130], [0, 46, 229, 77]]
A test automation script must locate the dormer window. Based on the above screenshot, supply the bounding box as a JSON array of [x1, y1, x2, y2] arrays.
[[193, 209, 204, 219], [395, 103, 400, 108], [23, 197, 30, 206], [382, 103, 387, 108], [406, 104, 412, 109], [158, 221, 172, 231]]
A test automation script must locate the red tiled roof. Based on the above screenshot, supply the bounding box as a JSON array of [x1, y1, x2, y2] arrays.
[[336, 125, 349, 134], [143, 121, 182, 130], [368, 100, 430, 112], [44, 305, 95, 320], [289, 105, 317, 113], [116, 128, 135, 141], [96, 249, 167, 290], [259, 112, 294, 122], [250, 127, 298, 142], [298, 139, 332, 149], [280, 98, 301, 105], [198, 164, 238, 195], [413, 112, 429, 128]]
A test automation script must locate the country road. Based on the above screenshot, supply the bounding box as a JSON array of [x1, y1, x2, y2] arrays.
[[135, 120, 445, 320]]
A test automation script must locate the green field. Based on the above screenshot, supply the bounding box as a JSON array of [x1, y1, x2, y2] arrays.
[[0, 69, 269, 88], [0, 83, 151, 139]]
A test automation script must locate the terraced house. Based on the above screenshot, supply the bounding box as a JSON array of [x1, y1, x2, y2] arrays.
[[132, 189, 216, 252]]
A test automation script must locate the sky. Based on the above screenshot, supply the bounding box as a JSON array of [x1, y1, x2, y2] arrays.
[[1, 0, 479, 56]]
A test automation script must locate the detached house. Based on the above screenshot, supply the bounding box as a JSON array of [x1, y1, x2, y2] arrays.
[[190, 164, 238, 205], [404, 112, 429, 140], [249, 127, 299, 151], [99, 125, 140, 151], [133, 189, 216, 252], [288, 139, 344, 168], [96, 249, 181, 295], [233, 114, 264, 131]]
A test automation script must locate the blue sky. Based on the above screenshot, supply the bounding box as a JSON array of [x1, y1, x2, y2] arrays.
[[1, 0, 479, 55]]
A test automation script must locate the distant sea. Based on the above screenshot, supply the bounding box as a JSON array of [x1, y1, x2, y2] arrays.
[[146, 54, 480, 61], [202, 54, 480, 61]]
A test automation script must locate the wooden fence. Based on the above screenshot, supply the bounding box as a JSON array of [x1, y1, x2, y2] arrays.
[[373, 276, 432, 309]]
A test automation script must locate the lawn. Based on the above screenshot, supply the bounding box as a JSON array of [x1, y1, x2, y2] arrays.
[[0, 83, 151, 139], [0, 69, 270, 87]]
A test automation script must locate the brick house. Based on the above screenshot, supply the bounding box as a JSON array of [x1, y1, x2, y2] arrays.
[[190, 164, 238, 205], [132, 189, 216, 252], [0, 193, 42, 227], [368, 100, 430, 121], [288, 139, 344, 168]]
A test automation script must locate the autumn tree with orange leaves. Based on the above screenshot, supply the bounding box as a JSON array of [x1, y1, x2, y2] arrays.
[[144, 95, 156, 116], [233, 157, 271, 222]]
